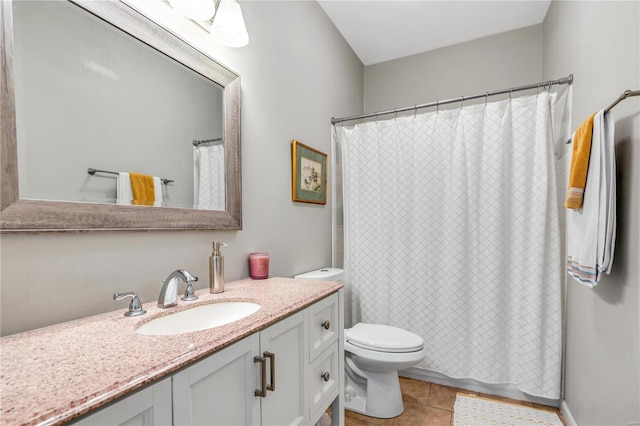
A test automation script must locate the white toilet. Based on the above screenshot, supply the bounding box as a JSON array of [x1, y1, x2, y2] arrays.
[[294, 268, 426, 419]]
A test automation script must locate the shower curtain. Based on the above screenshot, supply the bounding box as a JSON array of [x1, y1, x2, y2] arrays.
[[337, 90, 569, 400], [194, 144, 225, 210]]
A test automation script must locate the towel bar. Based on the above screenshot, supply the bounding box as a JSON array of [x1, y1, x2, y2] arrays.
[[566, 89, 639, 144], [87, 168, 174, 185]]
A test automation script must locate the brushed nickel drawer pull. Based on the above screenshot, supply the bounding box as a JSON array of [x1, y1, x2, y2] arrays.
[[264, 351, 275, 392], [321, 371, 331, 382], [254, 356, 266, 397], [321, 320, 331, 330]]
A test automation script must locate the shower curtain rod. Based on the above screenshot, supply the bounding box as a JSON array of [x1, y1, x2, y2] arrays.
[[331, 74, 574, 125]]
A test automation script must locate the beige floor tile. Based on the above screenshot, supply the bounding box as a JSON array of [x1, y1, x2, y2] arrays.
[[345, 410, 395, 426], [343, 380, 565, 426], [400, 377, 432, 406], [345, 415, 382, 426], [426, 384, 458, 411], [393, 402, 452, 426]]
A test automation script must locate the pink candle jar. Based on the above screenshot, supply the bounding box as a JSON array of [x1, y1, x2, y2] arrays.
[[249, 253, 269, 279]]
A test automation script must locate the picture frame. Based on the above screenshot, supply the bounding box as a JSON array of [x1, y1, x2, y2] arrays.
[[291, 140, 327, 205]]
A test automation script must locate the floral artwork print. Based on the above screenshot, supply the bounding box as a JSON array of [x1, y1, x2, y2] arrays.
[[301, 157, 322, 193]]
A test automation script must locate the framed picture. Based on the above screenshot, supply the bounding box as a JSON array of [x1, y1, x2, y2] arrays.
[[291, 140, 327, 204]]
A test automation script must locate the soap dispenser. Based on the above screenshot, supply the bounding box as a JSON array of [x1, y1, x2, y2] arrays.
[[210, 242, 227, 293]]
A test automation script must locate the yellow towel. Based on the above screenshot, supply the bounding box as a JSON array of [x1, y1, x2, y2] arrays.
[[565, 113, 596, 209], [129, 172, 155, 206]]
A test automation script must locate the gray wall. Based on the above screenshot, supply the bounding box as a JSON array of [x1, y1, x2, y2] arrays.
[[0, 1, 363, 336], [363, 24, 543, 113], [543, 1, 640, 425]]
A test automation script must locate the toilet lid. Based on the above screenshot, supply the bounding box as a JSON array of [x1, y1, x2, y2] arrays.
[[346, 323, 424, 353]]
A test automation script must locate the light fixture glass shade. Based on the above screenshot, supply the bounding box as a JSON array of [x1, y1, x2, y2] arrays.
[[210, 0, 249, 47], [169, 0, 215, 21]]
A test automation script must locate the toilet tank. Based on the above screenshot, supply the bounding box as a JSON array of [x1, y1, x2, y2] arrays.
[[294, 268, 343, 282]]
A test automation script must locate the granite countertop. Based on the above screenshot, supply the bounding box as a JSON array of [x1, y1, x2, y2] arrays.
[[0, 277, 342, 426]]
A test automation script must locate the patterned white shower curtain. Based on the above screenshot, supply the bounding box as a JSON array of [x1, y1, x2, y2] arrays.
[[338, 91, 568, 400], [194, 144, 225, 210]]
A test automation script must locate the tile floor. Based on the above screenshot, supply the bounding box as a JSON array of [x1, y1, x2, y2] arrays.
[[342, 377, 565, 426]]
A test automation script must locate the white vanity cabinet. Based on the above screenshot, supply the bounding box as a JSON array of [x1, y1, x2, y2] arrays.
[[74, 378, 172, 426], [74, 290, 343, 426], [172, 309, 308, 426], [172, 291, 343, 426]]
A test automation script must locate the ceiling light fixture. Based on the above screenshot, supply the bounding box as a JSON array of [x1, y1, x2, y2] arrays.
[[209, 0, 249, 48]]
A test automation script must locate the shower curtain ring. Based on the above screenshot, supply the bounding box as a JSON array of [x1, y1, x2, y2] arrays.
[[547, 80, 552, 92], [394, 108, 398, 119], [509, 88, 513, 100], [436, 101, 439, 114], [485, 92, 489, 106], [414, 105, 418, 117], [460, 96, 464, 110]]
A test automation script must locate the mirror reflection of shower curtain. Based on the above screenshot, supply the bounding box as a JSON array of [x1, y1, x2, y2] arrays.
[[194, 144, 225, 210], [337, 88, 571, 400]]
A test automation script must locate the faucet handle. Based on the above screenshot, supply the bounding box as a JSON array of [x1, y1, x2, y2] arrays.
[[113, 292, 147, 317], [180, 269, 198, 283], [181, 282, 198, 301], [180, 269, 199, 302]]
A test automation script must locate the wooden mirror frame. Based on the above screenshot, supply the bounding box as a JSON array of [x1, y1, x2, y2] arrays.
[[0, 0, 242, 233]]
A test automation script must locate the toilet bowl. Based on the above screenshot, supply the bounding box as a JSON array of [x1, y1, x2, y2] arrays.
[[294, 268, 426, 419], [344, 323, 425, 418]]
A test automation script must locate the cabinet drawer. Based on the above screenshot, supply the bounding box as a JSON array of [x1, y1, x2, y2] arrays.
[[308, 292, 338, 361], [309, 342, 339, 423]]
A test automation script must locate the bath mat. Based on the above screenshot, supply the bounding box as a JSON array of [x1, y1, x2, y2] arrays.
[[453, 393, 563, 426]]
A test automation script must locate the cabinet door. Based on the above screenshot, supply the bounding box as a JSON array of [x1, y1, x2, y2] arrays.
[[172, 334, 260, 426], [259, 310, 309, 426], [73, 378, 171, 425]]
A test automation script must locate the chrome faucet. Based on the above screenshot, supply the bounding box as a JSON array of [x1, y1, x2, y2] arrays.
[[158, 269, 199, 308]]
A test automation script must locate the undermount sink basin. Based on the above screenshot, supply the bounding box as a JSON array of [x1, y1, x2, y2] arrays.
[[136, 302, 261, 336]]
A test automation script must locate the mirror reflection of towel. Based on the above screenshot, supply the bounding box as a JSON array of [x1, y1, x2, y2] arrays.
[[194, 145, 225, 210], [117, 172, 132, 205], [129, 172, 155, 206]]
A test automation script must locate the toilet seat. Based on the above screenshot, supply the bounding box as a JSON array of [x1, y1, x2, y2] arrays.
[[346, 323, 424, 353]]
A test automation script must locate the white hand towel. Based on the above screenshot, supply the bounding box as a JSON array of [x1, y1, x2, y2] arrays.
[[153, 176, 163, 207], [598, 112, 616, 273], [567, 110, 616, 286], [116, 172, 132, 205]]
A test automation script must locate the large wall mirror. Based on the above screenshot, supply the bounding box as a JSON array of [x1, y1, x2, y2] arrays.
[[1, 0, 242, 232]]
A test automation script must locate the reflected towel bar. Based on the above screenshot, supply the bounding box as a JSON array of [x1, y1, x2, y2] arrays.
[[87, 168, 174, 185], [193, 138, 223, 146]]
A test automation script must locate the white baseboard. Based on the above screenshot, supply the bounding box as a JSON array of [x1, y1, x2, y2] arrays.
[[560, 400, 579, 426], [401, 367, 560, 407]]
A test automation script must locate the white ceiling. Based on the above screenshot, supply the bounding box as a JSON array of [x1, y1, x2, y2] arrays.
[[317, 1, 552, 66]]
